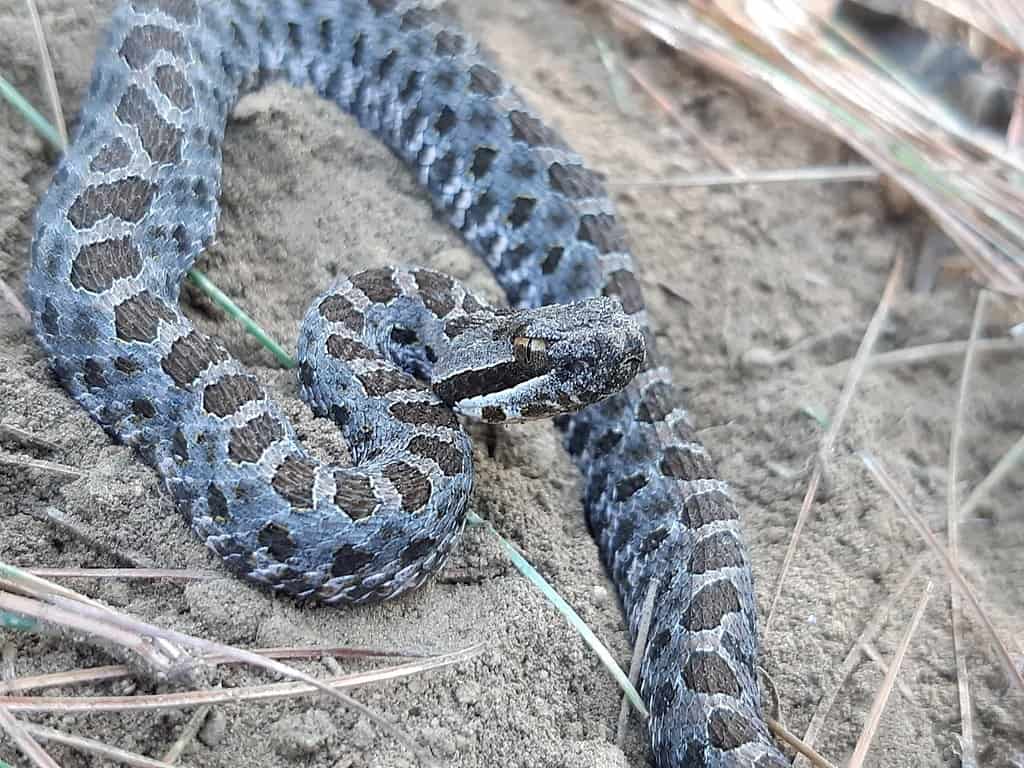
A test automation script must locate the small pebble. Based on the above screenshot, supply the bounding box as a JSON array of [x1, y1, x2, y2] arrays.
[[198, 710, 227, 747], [454, 680, 480, 705], [271, 710, 335, 759]]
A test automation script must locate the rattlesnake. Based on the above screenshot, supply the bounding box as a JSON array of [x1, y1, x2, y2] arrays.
[[27, 1, 787, 765]]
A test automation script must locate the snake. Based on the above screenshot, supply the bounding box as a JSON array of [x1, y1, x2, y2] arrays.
[[26, 1, 789, 766]]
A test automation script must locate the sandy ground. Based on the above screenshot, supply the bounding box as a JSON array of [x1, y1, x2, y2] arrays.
[[2, 1, 1023, 766]]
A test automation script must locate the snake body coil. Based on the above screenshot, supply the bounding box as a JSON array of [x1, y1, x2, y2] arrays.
[[27, 1, 786, 765]]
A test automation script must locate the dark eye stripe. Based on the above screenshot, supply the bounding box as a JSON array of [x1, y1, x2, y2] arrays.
[[433, 357, 537, 403]]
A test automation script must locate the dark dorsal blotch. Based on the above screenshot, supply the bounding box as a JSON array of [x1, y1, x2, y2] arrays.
[[388, 400, 459, 429], [383, 461, 431, 512], [413, 269, 456, 317], [68, 177, 157, 229], [604, 269, 644, 315], [70, 236, 142, 293], [319, 293, 365, 333], [507, 196, 536, 229], [258, 522, 296, 561], [90, 138, 132, 172], [468, 64, 502, 96], [271, 455, 317, 509], [548, 163, 605, 200], [202, 374, 262, 418], [577, 213, 628, 256], [357, 367, 418, 397], [349, 268, 400, 304], [659, 443, 714, 481], [435, 29, 465, 57], [113, 291, 175, 343], [119, 25, 186, 70], [682, 651, 741, 698], [326, 334, 375, 360], [471, 146, 496, 178], [689, 531, 745, 574], [407, 434, 464, 476], [229, 412, 285, 464], [132, 398, 156, 418], [330, 544, 375, 577], [334, 470, 380, 520], [680, 488, 737, 529], [684, 580, 742, 632], [708, 708, 760, 752], [636, 379, 674, 423], [161, 330, 229, 388], [508, 110, 567, 149], [83, 358, 107, 389], [153, 64, 194, 110]]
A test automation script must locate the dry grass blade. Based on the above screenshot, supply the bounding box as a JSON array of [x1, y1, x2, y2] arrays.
[[0, 455, 81, 479], [862, 454, 1024, 692], [946, 290, 990, 766], [863, 338, 1023, 369], [607, 164, 879, 189], [848, 581, 934, 768], [27, 568, 217, 581], [794, 554, 928, 767], [766, 252, 904, 629], [960, 430, 1024, 520], [0, 425, 56, 452], [616, 577, 658, 747], [161, 705, 209, 764], [766, 716, 837, 768], [0, 644, 485, 714], [22, 721, 176, 768], [0, 704, 61, 768], [0, 563, 448, 764], [0, 645, 427, 695], [24, 0, 67, 146], [604, 0, 1024, 296], [0, 277, 31, 326]]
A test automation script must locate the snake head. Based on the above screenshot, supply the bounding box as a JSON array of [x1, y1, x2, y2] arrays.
[[431, 297, 645, 422]]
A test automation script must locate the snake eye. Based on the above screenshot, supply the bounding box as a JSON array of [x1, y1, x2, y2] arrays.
[[513, 336, 548, 367]]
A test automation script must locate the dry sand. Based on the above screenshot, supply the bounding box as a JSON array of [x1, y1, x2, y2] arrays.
[[1, 1, 1022, 766]]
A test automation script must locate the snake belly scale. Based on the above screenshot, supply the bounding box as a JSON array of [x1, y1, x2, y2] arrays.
[[27, 1, 787, 766]]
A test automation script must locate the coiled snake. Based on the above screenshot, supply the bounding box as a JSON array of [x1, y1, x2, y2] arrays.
[[27, 1, 787, 766]]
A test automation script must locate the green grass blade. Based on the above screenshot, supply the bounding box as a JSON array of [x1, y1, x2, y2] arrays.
[[467, 511, 648, 717], [0, 74, 63, 149], [186, 269, 296, 368]]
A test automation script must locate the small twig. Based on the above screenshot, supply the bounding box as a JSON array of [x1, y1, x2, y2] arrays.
[[624, 64, 740, 173], [766, 253, 904, 630], [862, 338, 1023, 369], [0, 454, 82, 480], [161, 704, 210, 763], [0, 704, 61, 768], [0, 277, 31, 326], [766, 716, 838, 768], [0, 424, 56, 452], [960, 431, 1024, 520], [22, 721, 178, 768], [858, 641, 914, 701], [616, 577, 658, 747], [0, 645, 425, 695], [607, 164, 880, 189], [848, 581, 933, 768], [0, 646, 484, 713], [28, 568, 217, 581], [593, 34, 632, 115], [25, 0, 68, 146], [862, 454, 1024, 692]]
